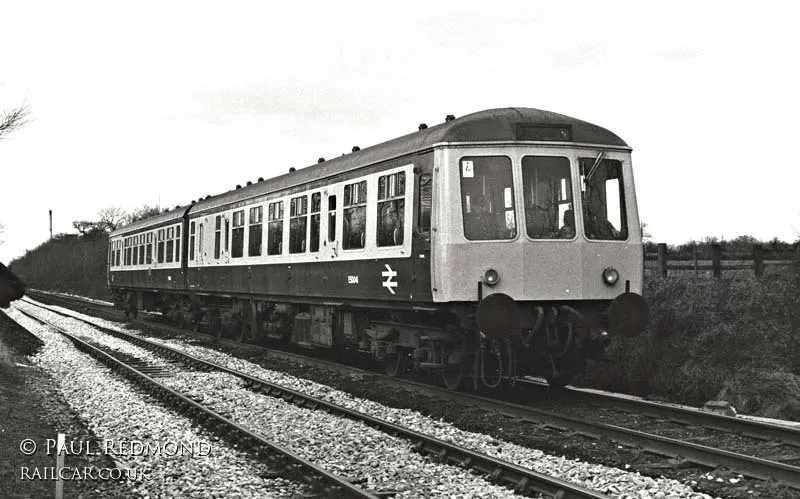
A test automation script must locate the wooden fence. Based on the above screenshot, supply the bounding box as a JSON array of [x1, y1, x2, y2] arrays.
[[644, 243, 798, 278]]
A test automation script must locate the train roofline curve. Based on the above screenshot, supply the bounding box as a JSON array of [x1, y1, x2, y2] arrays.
[[111, 107, 628, 234]]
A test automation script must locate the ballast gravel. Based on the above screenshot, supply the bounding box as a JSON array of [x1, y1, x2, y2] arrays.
[[7, 306, 308, 499], [25, 300, 722, 499], [14, 302, 530, 498]]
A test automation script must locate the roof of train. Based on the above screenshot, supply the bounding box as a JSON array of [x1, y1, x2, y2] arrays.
[[111, 107, 627, 236]]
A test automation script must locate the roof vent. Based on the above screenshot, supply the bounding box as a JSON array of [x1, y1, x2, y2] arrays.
[[176, 205, 180, 209], [445, 114, 456, 122], [246, 181, 252, 186], [318, 157, 325, 163], [352, 146, 360, 152], [236, 185, 241, 189], [418, 123, 427, 130], [191, 200, 196, 204], [206, 195, 211, 199], [258, 177, 264, 182], [289, 167, 296, 172]]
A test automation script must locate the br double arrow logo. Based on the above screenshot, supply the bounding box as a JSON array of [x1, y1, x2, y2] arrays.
[[381, 264, 397, 295]]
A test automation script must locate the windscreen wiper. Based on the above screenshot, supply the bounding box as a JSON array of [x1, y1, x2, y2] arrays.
[[585, 151, 606, 182]]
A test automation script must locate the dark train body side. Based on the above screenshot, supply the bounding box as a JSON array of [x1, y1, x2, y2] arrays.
[[108, 108, 648, 388]]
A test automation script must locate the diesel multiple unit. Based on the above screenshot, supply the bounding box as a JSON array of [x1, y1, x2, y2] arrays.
[[108, 108, 649, 389]]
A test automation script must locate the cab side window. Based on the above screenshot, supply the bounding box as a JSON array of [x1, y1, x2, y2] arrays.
[[418, 174, 432, 236]]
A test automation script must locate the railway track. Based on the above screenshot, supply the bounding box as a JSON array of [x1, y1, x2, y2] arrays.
[[14, 307, 379, 499], [26, 290, 800, 491], [18, 298, 609, 499]]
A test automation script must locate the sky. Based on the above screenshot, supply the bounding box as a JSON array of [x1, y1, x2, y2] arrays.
[[1, 1, 798, 263]]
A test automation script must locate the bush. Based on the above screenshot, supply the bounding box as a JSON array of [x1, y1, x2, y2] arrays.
[[9, 232, 111, 301], [588, 257, 800, 420]]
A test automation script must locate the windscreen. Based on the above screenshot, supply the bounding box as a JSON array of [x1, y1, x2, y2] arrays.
[[459, 156, 516, 240], [522, 156, 575, 239], [579, 156, 628, 240]]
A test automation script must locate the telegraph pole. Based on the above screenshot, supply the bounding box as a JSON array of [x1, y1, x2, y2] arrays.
[[49, 210, 53, 240]]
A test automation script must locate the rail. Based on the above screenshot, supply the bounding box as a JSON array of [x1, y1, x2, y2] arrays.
[[14, 307, 379, 499], [20, 298, 609, 499]]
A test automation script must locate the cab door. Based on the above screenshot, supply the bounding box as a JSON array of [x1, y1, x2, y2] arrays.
[[412, 170, 434, 302]]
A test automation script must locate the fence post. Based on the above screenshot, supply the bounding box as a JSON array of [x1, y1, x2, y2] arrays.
[[657, 243, 668, 277], [712, 243, 722, 278], [753, 244, 764, 278], [693, 243, 699, 277]]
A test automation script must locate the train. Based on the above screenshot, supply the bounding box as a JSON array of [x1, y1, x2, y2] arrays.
[[0, 262, 26, 309], [108, 107, 649, 389]]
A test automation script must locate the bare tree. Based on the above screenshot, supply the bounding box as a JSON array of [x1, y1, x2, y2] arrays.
[[97, 207, 126, 231], [0, 105, 29, 139], [72, 220, 103, 236], [640, 220, 652, 242], [0, 222, 4, 245], [124, 205, 162, 225]]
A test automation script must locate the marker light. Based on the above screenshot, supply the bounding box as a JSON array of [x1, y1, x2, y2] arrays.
[[602, 267, 619, 285], [483, 269, 500, 287]]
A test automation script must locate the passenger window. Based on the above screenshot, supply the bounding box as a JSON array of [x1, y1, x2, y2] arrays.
[[157, 230, 165, 263], [327, 195, 337, 243], [343, 180, 366, 250], [224, 218, 230, 252], [522, 156, 573, 239], [268, 201, 284, 255], [460, 156, 516, 240], [232, 210, 244, 258], [175, 226, 181, 262], [189, 222, 196, 261], [166, 227, 174, 263], [146, 233, 152, 264], [248, 206, 263, 257], [214, 216, 221, 259], [289, 195, 308, 254], [310, 192, 321, 253], [376, 172, 405, 247], [199, 223, 204, 256]]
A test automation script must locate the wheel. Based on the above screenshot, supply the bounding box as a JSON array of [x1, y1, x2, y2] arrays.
[[441, 362, 464, 390], [384, 351, 405, 377]]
